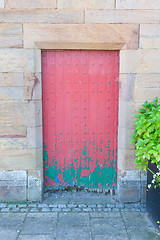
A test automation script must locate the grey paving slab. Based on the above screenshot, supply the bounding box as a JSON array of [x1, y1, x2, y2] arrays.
[[0, 225, 20, 240], [57, 212, 91, 239], [0, 213, 26, 226], [18, 235, 54, 240], [21, 213, 57, 236], [121, 212, 150, 227], [58, 212, 90, 226], [27, 212, 57, 218], [126, 226, 159, 240], [93, 233, 129, 240], [91, 220, 126, 236]]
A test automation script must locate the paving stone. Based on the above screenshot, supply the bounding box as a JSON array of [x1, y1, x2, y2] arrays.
[[97, 208, 103, 212], [88, 204, 97, 208], [52, 208, 61, 212], [83, 208, 93, 212], [18, 204, 27, 208], [18, 235, 53, 240], [1, 208, 9, 212], [0, 213, 26, 226], [37, 203, 48, 208], [121, 212, 148, 227], [72, 208, 81, 212], [78, 204, 87, 208], [41, 208, 51, 212], [116, 204, 125, 208], [30, 208, 39, 212], [107, 204, 116, 208], [103, 208, 112, 212], [12, 208, 20, 212], [20, 208, 28, 212], [126, 226, 158, 240], [58, 204, 67, 208], [62, 208, 71, 212], [141, 208, 146, 213], [28, 204, 37, 208], [112, 208, 120, 212], [0, 226, 20, 240], [27, 213, 57, 218], [21, 214, 57, 235], [49, 204, 58, 208], [67, 204, 77, 208], [8, 204, 17, 208], [97, 204, 104, 208], [0, 203, 7, 208]]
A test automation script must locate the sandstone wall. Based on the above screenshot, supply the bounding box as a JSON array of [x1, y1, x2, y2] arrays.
[[0, 0, 160, 202]]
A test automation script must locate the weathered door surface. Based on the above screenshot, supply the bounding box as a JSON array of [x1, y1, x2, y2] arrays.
[[42, 50, 119, 190]]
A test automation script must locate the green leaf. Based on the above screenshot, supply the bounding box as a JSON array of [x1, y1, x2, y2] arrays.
[[138, 109, 146, 113], [130, 139, 136, 144], [130, 134, 135, 138], [143, 165, 147, 171], [137, 164, 142, 170], [134, 158, 140, 163]]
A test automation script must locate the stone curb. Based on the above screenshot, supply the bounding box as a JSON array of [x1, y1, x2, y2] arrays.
[[0, 203, 146, 213]]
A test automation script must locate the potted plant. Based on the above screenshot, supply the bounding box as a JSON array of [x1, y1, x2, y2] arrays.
[[130, 97, 160, 228]]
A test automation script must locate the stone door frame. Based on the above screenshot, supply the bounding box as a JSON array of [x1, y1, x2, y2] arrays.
[[24, 23, 139, 201]]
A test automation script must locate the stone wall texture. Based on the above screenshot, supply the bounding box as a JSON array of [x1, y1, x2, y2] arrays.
[[0, 0, 160, 202]]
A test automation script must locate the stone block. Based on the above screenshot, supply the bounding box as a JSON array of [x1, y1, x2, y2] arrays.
[[121, 49, 160, 74], [0, 138, 27, 149], [27, 126, 42, 149], [57, 0, 114, 9], [140, 36, 160, 49], [118, 148, 137, 170], [28, 170, 43, 202], [0, 23, 22, 48], [140, 24, 160, 49], [140, 24, 160, 37], [0, 87, 24, 100], [0, 0, 4, 8], [118, 127, 135, 150], [0, 126, 26, 138], [135, 74, 160, 88], [0, 73, 23, 87], [85, 10, 160, 24], [138, 50, 160, 73], [118, 101, 136, 129], [0, 9, 84, 24], [120, 50, 139, 74], [5, 0, 56, 9], [118, 169, 141, 182], [0, 49, 34, 73], [0, 100, 42, 128], [118, 181, 140, 203], [34, 48, 41, 73], [134, 87, 160, 102], [23, 23, 139, 50], [141, 171, 147, 182], [119, 74, 136, 101], [0, 148, 41, 170], [141, 181, 147, 203], [24, 73, 41, 100], [116, 0, 160, 9], [0, 170, 27, 202]]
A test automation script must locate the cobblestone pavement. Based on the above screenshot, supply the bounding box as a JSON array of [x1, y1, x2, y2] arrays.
[[0, 191, 159, 240]]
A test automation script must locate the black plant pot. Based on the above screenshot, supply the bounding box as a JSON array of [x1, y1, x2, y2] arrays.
[[147, 161, 160, 227]]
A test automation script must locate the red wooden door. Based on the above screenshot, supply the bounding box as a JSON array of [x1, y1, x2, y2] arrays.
[[42, 50, 119, 191]]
